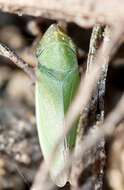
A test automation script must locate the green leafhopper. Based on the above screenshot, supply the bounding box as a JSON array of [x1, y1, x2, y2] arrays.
[[36, 24, 80, 187]]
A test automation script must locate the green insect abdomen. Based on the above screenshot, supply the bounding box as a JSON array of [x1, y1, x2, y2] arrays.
[[35, 24, 80, 186]]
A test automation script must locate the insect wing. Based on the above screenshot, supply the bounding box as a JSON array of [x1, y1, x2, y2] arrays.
[[35, 70, 69, 186]]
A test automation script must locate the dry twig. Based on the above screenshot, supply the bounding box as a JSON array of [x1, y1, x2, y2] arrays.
[[0, 0, 124, 28], [0, 43, 36, 81], [70, 24, 108, 190]]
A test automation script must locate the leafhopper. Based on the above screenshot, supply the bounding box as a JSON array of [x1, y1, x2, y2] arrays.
[[36, 24, 80, 186]]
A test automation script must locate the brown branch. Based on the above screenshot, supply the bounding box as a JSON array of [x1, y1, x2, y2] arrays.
[[0, 0, 124, 27]]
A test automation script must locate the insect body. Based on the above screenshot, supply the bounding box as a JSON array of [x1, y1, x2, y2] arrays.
[[36, 24, 80, 186]]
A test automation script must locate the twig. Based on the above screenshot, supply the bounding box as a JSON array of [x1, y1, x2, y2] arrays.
[[73, 93, 124, 167], [87, 24, 105, 71], [0, 0, 124, 28], [70, 24, 107, 190], [0, 43, 36, 82]]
